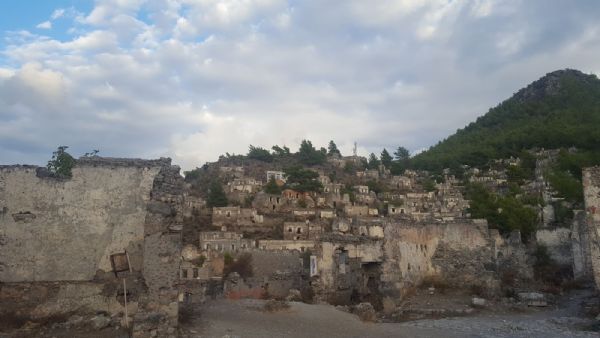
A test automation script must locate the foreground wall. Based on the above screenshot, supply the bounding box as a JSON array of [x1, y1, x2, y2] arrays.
[[0, 157, 183, 337], [381, 219, 497, 298], [583, 167, 600, 289]]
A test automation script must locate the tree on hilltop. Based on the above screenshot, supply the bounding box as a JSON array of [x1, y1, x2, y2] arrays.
[[394, 146, 410, 161], [248, 145, 273, 162], [381, 148, 392, 168], [297, 140, 326, 165], [328, 140, 341, 156], [367, 153, 380, 169]]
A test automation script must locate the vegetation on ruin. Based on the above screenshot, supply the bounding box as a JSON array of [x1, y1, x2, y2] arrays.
[[207, 180, 228, 207], [283, 166, 323, 193], [546, 149, 600, 204], [183, 166, 203, 181], [422, 178, 437, 192], [46, 146, 76, 178], [410, 69, 600, 172], [465, 183, 538, 239], [264, 177, 282, 194], [366, 179, 385, 194]]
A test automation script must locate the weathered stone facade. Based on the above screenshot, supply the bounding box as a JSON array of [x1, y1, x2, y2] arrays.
[[381, 219, 498, 299], [0, 157, 183, 337], [571, 210, 593, 279], [583, 166, 600, 289]]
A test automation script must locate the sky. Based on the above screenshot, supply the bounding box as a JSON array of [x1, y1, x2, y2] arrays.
[[1, 0, 600, 170]]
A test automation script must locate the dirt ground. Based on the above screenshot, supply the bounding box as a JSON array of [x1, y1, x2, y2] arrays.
[[180, 289, 599, 338], [2, 289, 598, 338]]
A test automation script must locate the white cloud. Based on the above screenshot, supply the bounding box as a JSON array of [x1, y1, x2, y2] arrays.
[[2, 0, 600, 169], [51, 8, 66, 20], [36, 21, 52, 29], [0, 63, 66, 109]]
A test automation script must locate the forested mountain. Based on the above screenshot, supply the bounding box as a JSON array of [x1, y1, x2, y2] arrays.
[[410, 69, 600, 171]]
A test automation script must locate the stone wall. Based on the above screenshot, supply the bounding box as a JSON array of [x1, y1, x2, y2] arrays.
[[583, 166, 600, 289], [571, 210, 593, 280], [313, 233, 384, 306], [223, 250, 307, 300], [536, 228, 573, 266], [381, 219, 496, 298], [0, 157, 183, 337]]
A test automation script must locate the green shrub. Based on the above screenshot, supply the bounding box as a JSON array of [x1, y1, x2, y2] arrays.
[[47, 146, 75, 178]]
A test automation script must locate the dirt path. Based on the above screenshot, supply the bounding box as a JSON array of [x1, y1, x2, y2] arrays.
[[181, 299, 457, 338]]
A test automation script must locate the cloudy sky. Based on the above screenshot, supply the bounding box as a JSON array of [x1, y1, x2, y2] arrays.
[[1, 0, 600, 170]]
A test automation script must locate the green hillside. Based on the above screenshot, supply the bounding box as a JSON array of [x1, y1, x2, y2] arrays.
[[410, 69, 600, 171]]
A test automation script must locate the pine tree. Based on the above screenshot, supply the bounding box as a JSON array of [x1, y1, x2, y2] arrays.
[[327, 140, 341, 156], [368, 153, 380, 169], [394, 146, 410, 161], [380, 148, 393, 168]]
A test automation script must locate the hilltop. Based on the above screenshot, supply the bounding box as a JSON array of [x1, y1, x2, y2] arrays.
[[410, 69, 600, 171]]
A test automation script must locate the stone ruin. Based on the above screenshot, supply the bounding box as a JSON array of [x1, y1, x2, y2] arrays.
[[0, 157, 184, 337], [2, 157, 600, 336], [583, 166, 600, 290]]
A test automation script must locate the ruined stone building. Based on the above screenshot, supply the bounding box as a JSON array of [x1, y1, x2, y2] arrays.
[[199, 231, 255, 253], [227, 177, 263, 193], [0, 157, 184, 337], [212, 206, 264, 231], [266, 170, 286, 183]]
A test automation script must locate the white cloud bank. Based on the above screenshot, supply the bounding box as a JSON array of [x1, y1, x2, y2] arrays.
[[2, 0, 600, 169]]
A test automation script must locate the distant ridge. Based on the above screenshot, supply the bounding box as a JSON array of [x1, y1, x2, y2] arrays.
[[410, 69, 600, 171]]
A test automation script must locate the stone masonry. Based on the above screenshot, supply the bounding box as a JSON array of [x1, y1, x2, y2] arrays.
[[583, 166, 600, 290], [0, 157, 183, 337]]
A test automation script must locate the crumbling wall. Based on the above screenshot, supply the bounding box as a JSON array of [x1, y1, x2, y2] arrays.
[[583, 167, 600, 289], [536, 228, 573, 266], [313, 234, 384, 306], [0, 161, 163, 281], [571, 210, 593, 280], [223, 250, 307, 300], [381, 219, 496, 298], [0, 157, 183, 337]]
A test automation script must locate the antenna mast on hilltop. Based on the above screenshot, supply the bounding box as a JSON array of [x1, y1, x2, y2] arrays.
[[353, 142, 357, 157]]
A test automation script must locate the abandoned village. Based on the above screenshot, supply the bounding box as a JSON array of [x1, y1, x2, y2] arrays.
[[1, 69, 600, 337], [1, 139, 600, 337]]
